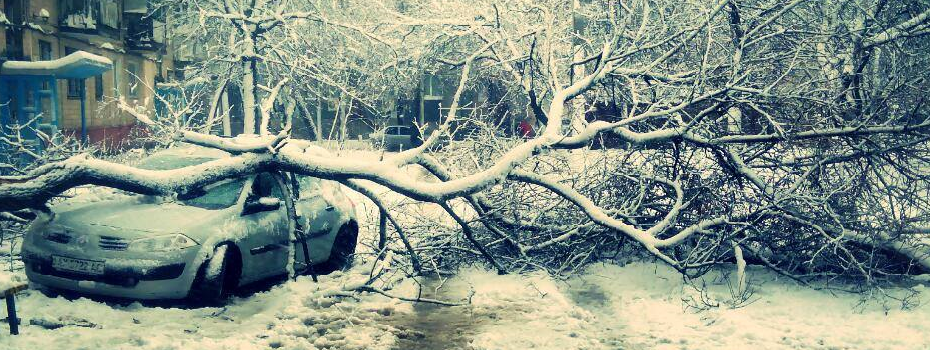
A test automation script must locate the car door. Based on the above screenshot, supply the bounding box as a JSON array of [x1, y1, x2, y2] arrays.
[[292, 175, 341, 269], [238, 172, 291, 281]]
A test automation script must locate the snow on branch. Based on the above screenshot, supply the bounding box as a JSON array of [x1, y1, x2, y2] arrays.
[[863, 8, 930, 48], [0, 153, 272, 212]]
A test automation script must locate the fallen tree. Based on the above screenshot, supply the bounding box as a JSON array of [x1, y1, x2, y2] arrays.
[[4, 0, 930, 287]]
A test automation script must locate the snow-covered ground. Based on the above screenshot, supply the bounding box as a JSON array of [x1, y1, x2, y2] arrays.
[[2, 259, 929, 349], [2, 148, 930, 349]]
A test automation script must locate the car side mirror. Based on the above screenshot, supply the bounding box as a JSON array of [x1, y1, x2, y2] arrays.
[[242, 196, 281, 216]]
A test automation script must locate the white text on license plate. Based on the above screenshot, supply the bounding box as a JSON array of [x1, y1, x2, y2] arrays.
[[52, 256, 105, 275]]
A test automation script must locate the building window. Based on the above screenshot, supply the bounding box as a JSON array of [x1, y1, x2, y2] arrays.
[[126, 62, 139, 98], [65, 47, 84, 99], [61, 0, 96, 29], [38, 40, 52, 60], [39, 40, 52, 90], [100, 0, 120, 29], [68, 77, 85, 99], [62, 0, 92, 16], [422, 75, 442, 97], [95, 75, 104, 101]]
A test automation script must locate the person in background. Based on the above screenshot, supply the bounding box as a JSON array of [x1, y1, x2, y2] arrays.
[[518, 119, 535, 138]]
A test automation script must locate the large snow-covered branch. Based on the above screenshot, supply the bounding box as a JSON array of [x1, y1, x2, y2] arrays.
[[0, 153, 272, 212], [7, 73, 615, 211], [863, 8, 930, 48], [182, 132, 289, 154]]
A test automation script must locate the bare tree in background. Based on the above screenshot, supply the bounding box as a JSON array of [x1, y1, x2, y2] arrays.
[[158, 0, 421, 137]]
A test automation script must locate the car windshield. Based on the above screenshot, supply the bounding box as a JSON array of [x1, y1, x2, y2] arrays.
[[180, 178, 246, 210], [135, 153, 244, 210]]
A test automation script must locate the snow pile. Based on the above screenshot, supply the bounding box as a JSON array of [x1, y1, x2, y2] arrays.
[[98, 42, 117, 51], [1, 51, 113, 77], [25, 22, 52, 34], [0, 270, 26, 291], [58, 186, 134, 206], [570, 262, 930, 350], [0, 264, 410, 350]]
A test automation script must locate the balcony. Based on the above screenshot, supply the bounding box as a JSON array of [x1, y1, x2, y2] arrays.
[[0, 47, 29, 61], [58, 0, 120, 39], [2, 27, 28, 60], [125, 11, 165, 52]]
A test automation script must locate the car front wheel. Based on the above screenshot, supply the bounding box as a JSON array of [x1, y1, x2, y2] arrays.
[[188, 244, 234, 303]]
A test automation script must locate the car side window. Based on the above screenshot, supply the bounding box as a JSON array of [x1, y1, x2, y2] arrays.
[[252, 173, 284, 198], [297, 175, 322, 198]]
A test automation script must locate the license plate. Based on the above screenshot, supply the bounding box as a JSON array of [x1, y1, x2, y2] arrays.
[[52, 256, 105, 275]]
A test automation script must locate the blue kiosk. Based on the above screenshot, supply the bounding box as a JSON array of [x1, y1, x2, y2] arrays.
[[0, 51, 113, 156]]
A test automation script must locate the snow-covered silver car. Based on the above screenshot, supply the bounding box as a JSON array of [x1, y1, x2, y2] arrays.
[[21, 146, 359, 301]]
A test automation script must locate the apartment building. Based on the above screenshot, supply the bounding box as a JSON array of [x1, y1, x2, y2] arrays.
[[0, 0, 168, 148]]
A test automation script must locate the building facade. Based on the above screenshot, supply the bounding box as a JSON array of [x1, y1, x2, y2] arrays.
[[1, 0, 167, 148], [1, 2, 522, 146]]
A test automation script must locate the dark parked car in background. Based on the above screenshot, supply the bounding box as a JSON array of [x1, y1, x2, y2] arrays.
[[370, 125, 422, 151]]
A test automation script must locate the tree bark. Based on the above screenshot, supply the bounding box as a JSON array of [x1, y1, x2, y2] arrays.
[[241, 59, 258, 135]]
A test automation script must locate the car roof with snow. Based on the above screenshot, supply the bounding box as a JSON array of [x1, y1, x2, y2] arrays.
[[136, 145, 231, 170], [135, 141, 333, 171]]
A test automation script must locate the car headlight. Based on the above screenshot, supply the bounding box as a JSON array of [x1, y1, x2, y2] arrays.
[[36, 225, 71, 243], [127, 234, 199, 252], [40, 227, 66, 239]]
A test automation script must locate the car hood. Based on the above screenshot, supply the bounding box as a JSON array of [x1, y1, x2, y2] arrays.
[[52, 198, 230, 239]]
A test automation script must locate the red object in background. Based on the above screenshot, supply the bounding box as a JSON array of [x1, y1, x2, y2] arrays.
[[61, 124, 147, 150], [518, 120, 535, 138]]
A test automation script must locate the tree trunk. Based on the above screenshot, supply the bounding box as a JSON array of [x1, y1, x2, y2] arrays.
[[316, 99, 323, 141], [569, 0, 588, 135], [241, 59, 257, 135], [221, 90, 231, 136]]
